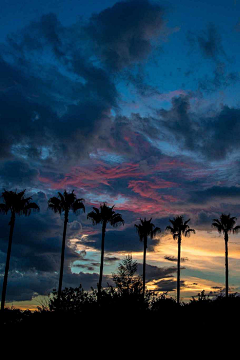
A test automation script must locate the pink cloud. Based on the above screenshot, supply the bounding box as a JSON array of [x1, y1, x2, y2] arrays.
[[39, 162, 144, 189]]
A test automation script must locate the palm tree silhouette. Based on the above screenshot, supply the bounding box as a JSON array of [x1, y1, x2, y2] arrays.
[[0, 189, 40, 312], [48, 190, 85, 308], [166, 216, 195, 304], [135, 218, 161, 298], [212, 214, 240, 298], [87, 203, 124, 302]]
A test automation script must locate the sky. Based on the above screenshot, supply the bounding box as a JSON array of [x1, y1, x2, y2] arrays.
[[1, 0, 240, 309]]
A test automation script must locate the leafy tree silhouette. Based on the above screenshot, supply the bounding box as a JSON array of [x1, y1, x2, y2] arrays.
[[166, 216, 195, 304], [112, 255, 143, 296], [48, 190, 85, 308], [135, 218, 161, 298], [87, 203, 124, 302], [0, 189, 40, 312], [212, 214, 240, 298]]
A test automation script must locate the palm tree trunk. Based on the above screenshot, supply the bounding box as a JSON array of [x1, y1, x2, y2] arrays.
[[1, 212, 15, 313], [177, 234, 181, 305], [225, 232, 229, 298], [57, 211, 68, 309], [98, 221, 106, 303], [142, 235, 147, 299]]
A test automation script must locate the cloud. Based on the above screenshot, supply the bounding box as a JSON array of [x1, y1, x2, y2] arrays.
[[0, 12, 118, 168], [0, 160, 39, 187], [189, 186, 240, 204], [159, 95, 240, 161], [187, 24, 239, 92], [85, 0, 166, 71], [158, 95, 199, 153], [137, 263, 177, 281], [154, 278, 185, 291], [164, 256, 188, 262], [0, 269, 111, 302], [197, 23, 226, 61], [198, 63, 239, 93]]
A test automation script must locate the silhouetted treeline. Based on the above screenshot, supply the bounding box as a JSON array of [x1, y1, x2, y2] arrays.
[[2, 288, 240, 329], [1, 256, 240, 329]]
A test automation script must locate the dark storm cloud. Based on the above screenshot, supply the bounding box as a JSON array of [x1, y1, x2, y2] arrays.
[[136, 263, 186, 292], [159, 95, 199, 153], [189, 186, 240, 204], [159, 95, 240, 161], [0, 160, 39, 187], [0, 271, 59, 302], [0, 269, 111, 302], [137, 263, 178, 281], [0, 13, 118, 166], [85, 0, 165, 71], [81, 226, 143, 253], [154, 278, 185, 292], [193, 211, 220, 230]]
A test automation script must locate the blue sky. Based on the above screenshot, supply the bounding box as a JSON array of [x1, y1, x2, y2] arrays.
[[1, 0, 240, 308]]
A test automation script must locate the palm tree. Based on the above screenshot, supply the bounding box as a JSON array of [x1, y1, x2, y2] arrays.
[[166, 216, 195, 304], [135, 218, 161, 298], [0, 189, 40, 312], [87, 203, 124, 301], [48, 190, 85, 307], [212, 214, 240, 298]]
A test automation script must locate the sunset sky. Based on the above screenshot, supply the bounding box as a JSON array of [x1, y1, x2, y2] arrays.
[[1, 0, 240, 309]]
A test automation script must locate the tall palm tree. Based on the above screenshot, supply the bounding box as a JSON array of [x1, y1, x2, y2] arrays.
[[48, 190, 85, 307], [166, 216, 195, 304], [135, 218, 161, 298], [0, 189, 40, 312], [87, 203, 124, 301], [212, 214, 240, 298]]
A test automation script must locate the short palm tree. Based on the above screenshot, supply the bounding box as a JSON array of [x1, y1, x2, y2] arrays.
[[48, 190, 85, 307], [212, 214, 240, 298], [87, 203, 124, 302], [166, 216, 195, 304], [135, 218, 161, 298], [0, 189, 40, 312]]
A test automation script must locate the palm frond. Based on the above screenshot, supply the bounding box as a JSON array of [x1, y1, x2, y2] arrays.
[[184, 228, 195, 237], [212, 214, 238, 234], [87, 210, 101, 225], [110, 213, 124, 227], [0, 203, 8, 214], [166, 225, 175, 233], [135, 224, 144, 241], [22, 202, 40, 216], [48, 197, 62, 214], [88, 203, 124, 228], [71, 199, 85, 214], [233, 225, 240, 234], [0, 189, 40, 216], [48, 190, 85, 217], [167, 216, 195, 240], [151, 226, 161, 239]]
